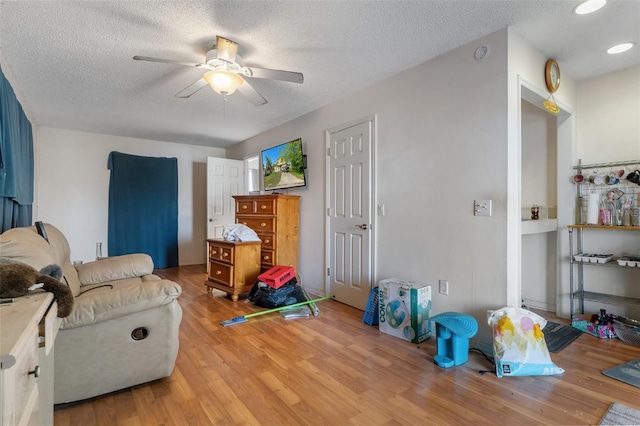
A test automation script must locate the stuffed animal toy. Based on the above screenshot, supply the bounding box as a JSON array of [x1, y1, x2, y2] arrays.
[[0, 259, 73, 317]]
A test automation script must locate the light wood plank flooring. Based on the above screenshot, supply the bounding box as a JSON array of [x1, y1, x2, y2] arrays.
[[54, 265, 640, 425]]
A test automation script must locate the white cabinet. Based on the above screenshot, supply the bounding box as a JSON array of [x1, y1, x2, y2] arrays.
[[0, 293, 59, 426]]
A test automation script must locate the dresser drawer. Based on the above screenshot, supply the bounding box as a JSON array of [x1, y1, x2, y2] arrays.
[[208, 262, 233, 287], [5, 330, 39, 426], [236, 199, 276, 215], [256, 232, 275, 250], [209, 242, 234, 264], [260, 249, 275, 267], [236, 217, 275, 233]]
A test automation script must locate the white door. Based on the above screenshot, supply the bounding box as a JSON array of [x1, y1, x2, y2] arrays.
[[207, 157, 245, 240], [327, 118, 374, 310]]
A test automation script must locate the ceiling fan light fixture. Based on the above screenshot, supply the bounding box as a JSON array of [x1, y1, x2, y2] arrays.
[[573, 0, 606, 15], [203, 70, 244, 95]]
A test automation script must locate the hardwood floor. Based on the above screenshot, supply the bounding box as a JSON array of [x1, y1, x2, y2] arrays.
[[54, 265, 640, 425]]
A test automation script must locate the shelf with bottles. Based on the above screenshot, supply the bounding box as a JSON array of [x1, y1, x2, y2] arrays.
[[521, 205, 557, 235]]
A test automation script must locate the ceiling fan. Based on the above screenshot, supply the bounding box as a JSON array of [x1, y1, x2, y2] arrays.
[[133, 36, 304, 106]]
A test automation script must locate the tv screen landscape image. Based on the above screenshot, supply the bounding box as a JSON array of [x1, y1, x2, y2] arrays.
[[261, 138, 306, 191]]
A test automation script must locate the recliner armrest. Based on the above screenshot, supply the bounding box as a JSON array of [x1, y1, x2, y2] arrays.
[[76, 254, 154, 285]]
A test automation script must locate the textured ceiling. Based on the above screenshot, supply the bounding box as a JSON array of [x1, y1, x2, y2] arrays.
[[1, 1, 638, 148]]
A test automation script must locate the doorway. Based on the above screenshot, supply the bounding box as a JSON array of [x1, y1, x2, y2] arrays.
[[512, 81, 575, 317], [206, 157, 245, 240], [326, 117, 375, 310]]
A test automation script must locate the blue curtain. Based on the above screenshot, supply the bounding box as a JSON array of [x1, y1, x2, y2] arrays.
[[0, 64, 34, 233], [107, 151, 178, 268]]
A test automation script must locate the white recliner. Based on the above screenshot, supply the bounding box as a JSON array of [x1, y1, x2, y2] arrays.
[[0, 223, 182, 403]]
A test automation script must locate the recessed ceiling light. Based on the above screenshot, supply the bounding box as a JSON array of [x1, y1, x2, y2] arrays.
[[607, 42, 635, 54], [573, 0, 606, 15]]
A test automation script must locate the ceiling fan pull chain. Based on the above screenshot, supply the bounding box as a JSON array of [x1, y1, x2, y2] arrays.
[[223, 94, 227, 117]]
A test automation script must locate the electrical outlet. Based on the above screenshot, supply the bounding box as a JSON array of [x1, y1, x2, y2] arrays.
[[439, 280, 449, 295]]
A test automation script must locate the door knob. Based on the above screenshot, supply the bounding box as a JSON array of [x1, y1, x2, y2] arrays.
[[208, 218, 217, 223], [356, 224, 369, 230]]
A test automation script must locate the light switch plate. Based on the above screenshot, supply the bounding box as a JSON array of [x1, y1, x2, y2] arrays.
[[474, 199, 492, 216]]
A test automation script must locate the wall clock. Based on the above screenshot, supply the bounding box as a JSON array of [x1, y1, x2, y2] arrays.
[[545, 59, 560, 93]]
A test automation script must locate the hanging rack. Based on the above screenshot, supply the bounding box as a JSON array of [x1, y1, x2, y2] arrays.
[[573, 159, 640, 199], [573, 159, 640, 171]]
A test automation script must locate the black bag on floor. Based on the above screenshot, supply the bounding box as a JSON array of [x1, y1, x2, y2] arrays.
[[248, 277, 306, 309]]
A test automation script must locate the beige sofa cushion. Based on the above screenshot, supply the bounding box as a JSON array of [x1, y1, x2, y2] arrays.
[[39, 224, 83, 296], [76, 254, 154, 286], [41, 223, 72, 266], [0, 226, 55, 268], [0, 226, 81, 297], [61, 278, 182, 330], [61, 263, 82, 297]]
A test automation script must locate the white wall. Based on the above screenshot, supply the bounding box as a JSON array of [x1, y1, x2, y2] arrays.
[[34, 127, 225, 265], [577, 67, 640, 164], [521, 100, 557, 209], [227, 29, 511, 346]]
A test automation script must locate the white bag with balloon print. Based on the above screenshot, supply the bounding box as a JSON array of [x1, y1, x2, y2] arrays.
[[487, 307, 564, 377]]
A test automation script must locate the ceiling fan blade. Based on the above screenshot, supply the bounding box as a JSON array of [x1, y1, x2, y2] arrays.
[[175, 78, 208, 98], [216, 36, 238, 64], [237, 80, 267, 106], [245, 66, 304, 84], [133, 56, 202, 68]]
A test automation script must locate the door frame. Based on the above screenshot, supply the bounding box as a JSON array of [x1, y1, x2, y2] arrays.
[[324, 115, 377, 299], [512, 77, 575, 316]]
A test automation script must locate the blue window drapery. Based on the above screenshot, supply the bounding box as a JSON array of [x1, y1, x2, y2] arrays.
[[107, 151, 178, 268], [0, 64, 34, 232]]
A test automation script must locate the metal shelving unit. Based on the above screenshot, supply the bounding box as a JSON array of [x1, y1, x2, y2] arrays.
[[568, 225, 640, 317]]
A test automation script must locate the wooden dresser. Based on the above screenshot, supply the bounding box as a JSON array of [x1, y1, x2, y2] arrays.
[[205, 239, 261, 301], [0, 292, 60, 426], [233, 194, 300, 273]]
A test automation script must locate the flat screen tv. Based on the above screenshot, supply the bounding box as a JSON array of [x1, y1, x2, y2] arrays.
[[261, 138, 307, 191]]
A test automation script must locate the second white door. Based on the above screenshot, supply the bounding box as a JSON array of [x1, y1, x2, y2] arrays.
[[327, 118, 374, 310], [207, 157, 245, 239]]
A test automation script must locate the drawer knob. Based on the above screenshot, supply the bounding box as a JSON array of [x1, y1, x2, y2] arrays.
[[261, 222, 266, 227], [216, 270, 222, 275], [223, 253, 228, 257], [265, 239, 270, 244], [242, 222, 247, 225], [242, 205, 248, 209], [29, 366, 40, 378], [212, 250, 217, 255], [261, 205, 266, 209], [263, 255, 270, 260]]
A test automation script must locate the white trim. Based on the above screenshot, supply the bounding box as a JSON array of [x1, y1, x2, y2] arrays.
[[513, 75, 576, 314]]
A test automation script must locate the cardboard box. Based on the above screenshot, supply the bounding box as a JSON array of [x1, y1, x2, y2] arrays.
[[258, 265, 296, 289], [378, 278, 432, 343]]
